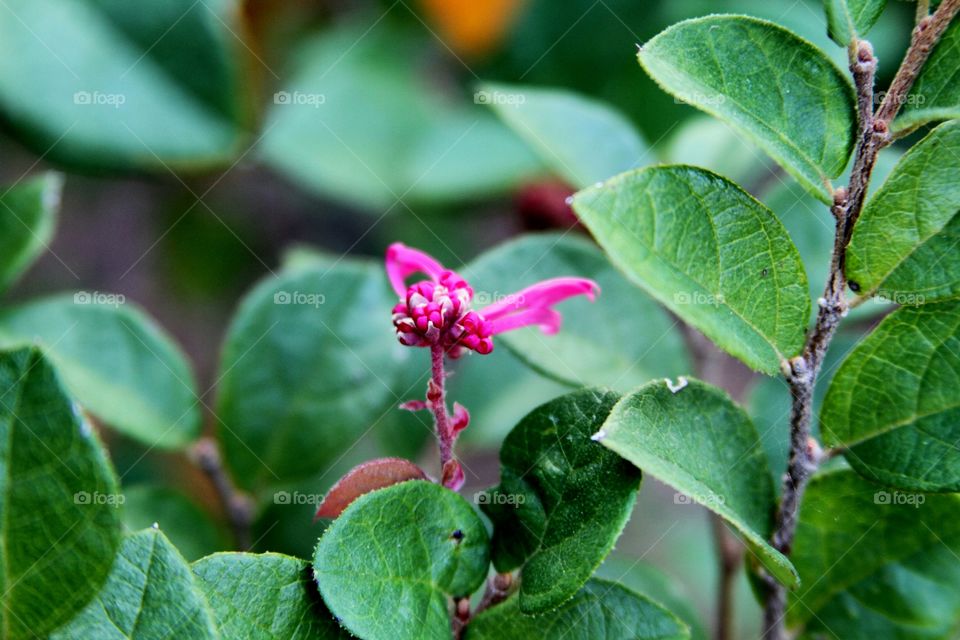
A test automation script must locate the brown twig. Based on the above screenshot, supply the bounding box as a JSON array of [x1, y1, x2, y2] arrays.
[[454, 573, 514, 639], [191, 437, 255, 550], [761, 3, 960, 637], [476, 572, 515, 614], [451, 597, 471, 639], [711, 517, 743, 640]]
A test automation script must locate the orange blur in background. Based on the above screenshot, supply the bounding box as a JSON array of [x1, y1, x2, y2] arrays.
[[419, 0, 526, 57]]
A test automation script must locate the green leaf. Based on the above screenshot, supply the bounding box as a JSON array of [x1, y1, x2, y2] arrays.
[[372, 360, 432, 460], [847, 121, 960, 304], [789, 470, 960, 636], [193, 552, 349, 639], [52, 529, 218, 640], [664, 116, 774, 188], [260, 26, 542, 211], [122, 485, 226, 561], [482, 82, 649, 188], [404, 111, 545, 204], [572, 165, 810, 375], [249, 433, 383, 560], [449, 344, 571, 449], [824, 0, 888, 45], [0, 347, 122, 640], [0, 173, 61, 292], [481, 389, 642, 613], [762, 145, 903, 322], [596, 559, 707, 640], [216, 256, 406, 490], [594, 378, 798, 587], [465, 578, 690, 640], [0, 0, 250, 170], [747, 375, 793, 491], [463, 233, 690, 390], [897, 18, 960, 133], [638, 15, 856, 202], [313, 481, 489, 640], [821, 301, 960, 491], [0, 294, 201, 449]]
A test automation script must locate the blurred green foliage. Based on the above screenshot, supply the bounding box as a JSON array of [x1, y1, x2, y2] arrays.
[[0, 1, 929, 637]]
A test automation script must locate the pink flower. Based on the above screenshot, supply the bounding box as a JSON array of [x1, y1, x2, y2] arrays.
[[386, 242, 599, 357]]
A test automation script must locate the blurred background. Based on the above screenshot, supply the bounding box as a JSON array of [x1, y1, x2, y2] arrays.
[[0, 0, 919, 637]]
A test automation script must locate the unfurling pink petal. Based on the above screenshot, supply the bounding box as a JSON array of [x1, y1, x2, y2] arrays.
[[488, 307, 563, 336], [479, 277, 599, 320], [399, 400, 428, 412], [385, 243, 447, 296], [451, 402, 470, 436]]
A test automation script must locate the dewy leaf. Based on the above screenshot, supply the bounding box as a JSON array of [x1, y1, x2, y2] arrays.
[[313, 481, 489, 640], [52, 529, 218, 640], [216, 257, 405, 490], [463, 233, 690, 390], [638, 15, 856, 202], [0, 347, 122, 640], [595, 378, 798, 587], [193, 552, 349, 639], [122, 485, 226, 561], [465, 579, 690, 640], [480, 389, 642, 613], [788, 470, 960, 635], [824, 0, 887, 46], [482, 82, 650, 188], [820, 301, 960, 492], [897, 18, 960, 133], [572, 165, 810, 376], [315, 457, 427, 520], [0, 294, 201, 449], [847, 120, 960, 304], [0, 173, 61, 292], [0, 0, 250, 170]]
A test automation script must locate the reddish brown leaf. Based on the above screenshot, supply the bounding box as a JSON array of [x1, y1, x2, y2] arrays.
[[314, 457, 428, 521]]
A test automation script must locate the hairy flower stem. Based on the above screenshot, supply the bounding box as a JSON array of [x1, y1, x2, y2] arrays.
[[429, 345, 457, 486], [762, 3, 960, 637]]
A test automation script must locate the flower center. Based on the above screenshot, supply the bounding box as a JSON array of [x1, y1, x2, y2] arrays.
[[392, 271, 493, 356]]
